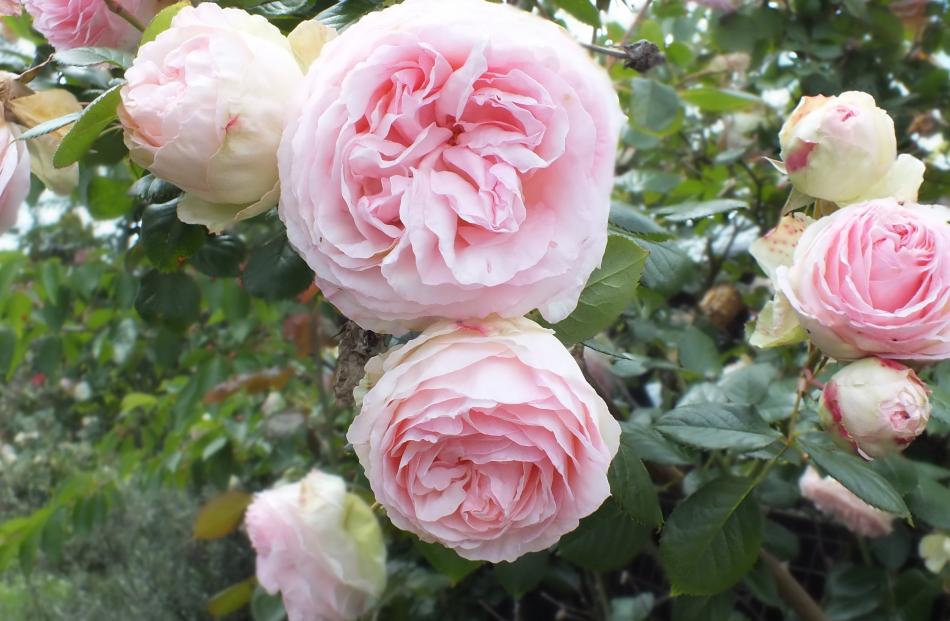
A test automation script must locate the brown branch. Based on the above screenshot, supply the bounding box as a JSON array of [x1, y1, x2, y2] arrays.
[[102, 0, 146, 31], [761, 550, 830, 621]]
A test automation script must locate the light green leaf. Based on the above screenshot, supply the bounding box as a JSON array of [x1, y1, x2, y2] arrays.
[[16, 113, 80, 141], [140, 1, 190, 46], [54, 47, 133, 68], [553, 0, 601, 27], [630, 77, 683, 136], [659, 476, 762, 595], [53, 83, 122, 168], [679, 87, 763, 112], [655, 404, 781, 451], [654, 199, 746, 221], [207, 577, 257, 619]]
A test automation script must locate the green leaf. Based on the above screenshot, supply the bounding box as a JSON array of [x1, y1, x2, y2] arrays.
[[659, 476, 762, 596], [549, 234, 647, 344], [655, 404, 781, 451], [0, 327, 14, 377], [634, 238, 694, 296], [190, 234, 247, 278], [609, 426, 663, 527], [654, 199, 746, 222], [40, 509, 65, 564], [54, 47, 132, 68], [674, 325, 721, 377], [130, 173, 181, 203], [679, 87, 762, 112], [87, 175, 134, 220], [907, 476, 950, 529], [242, 234, 314, 300], [16, 113, 81, 141], [317, 0, 380, 29], [140, 1, 190, 46], [193, 491, 252, 540], [141, 201, 207, 271], [207, 577, 257, 618], [797, 434, 909, 517], [134, 270, 201, 330], [415, 540, 482, 584], [609, 594, 655, 621], [559, 500, 651, 571], [671, 592, 734, 621], [493, 552, 548, 598], [720, 363, 776, 404], [630, 77, 682, 136], [553, 0, 601, 26], [53, 83, 122, 168], [620, 420, 694, 465], [250, 588, 286, 621]]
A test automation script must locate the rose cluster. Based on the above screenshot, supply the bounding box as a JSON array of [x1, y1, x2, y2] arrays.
[[751, 90, 948, 529], [9, 0, 628, 616]]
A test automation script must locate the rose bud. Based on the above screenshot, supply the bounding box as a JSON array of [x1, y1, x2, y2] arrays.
[[919, 533, 950, 574], [0, 118, 31, 234], [348, 316, 620, 563], [23, 0, 169, 51], [278, 0, 623, 334], [776, 198, 950, 361], [819, 358, 931, 459], [119, 5, 326, 232], [799, 467, 894, 538], [245, 470, 387, 621], [779, 91, 923, 204]]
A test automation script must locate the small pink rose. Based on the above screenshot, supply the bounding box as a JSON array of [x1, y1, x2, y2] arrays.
[[347, 316, 620, 563], [777, 198, 950, 361], [278, 0, 624, 334], [245, 470, 387, 621], [799, 466, 894, 538], [23, 0, 168, 51]]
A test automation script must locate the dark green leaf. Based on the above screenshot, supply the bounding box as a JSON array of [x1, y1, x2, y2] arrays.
[[550, 234, 648, 344], [493, 552, 548, 598], [630, 78, 682, 136], [671, 592, 734, 621], [720, 363, 776, 404], [87, 175, 134, 220], [609, 426, 663, 527], [134, 270, 201, 330], [907, 476, 950, 529], [659, 476, 762, 595], [317, 0, 380, 29], [635, 238, 694, 296], [191, 234, 246, 278], [250, 588, 286, 621], [415, 540, 482, 585], [656, 404, 780, 451], [559, 500, 650, 571], [130, 174, 181, 203], [798, 434, 909, 517], [0, 327, 14, 377], [53, 84, 122, 168], [620, 420, 694, 465], [141, 201, 207, 271], [242, 234, 313, 300]]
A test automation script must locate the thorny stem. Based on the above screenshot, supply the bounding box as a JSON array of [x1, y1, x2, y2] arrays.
[[761, 550, 830, 621]]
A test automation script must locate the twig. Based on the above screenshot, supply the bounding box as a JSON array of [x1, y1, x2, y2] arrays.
[[760, 550, 830, 621], [103, 0, 146, 31]]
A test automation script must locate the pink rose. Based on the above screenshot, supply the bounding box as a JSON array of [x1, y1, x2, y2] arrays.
[[23, 0, 167, 51], [347, 316, 620, 562], [777, 198, 950, 361], [245, 470, 387, 621], [119, 4, 305, 232], [799, 467, 894, 538], [820, 357, 931, 459], [279, 0, 624, 334], [0, 0, 20, 16], [0, 120, 31, 234]]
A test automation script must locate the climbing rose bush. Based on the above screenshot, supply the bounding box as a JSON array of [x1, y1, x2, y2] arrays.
[[278, 0, 624, 334]]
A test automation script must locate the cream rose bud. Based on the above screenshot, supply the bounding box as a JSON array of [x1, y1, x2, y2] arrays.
[[348, 316, 620, 563], [819, 358, 931, 460], [0, 118, 31, 234], [118, 4, 306, 233], [779, 91, 923, 204], [919, 533, 950, 574], [245, 470, 387, 621], [799, 467, 894, 538]]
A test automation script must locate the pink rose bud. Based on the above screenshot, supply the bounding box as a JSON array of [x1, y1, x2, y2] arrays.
[[119, 4, 305, 232], [779, 91, 923, 204], [245, 470, 387, 621], [278, 0, 624, 334], [23, 0, 168, 51], [347, 316, 620, 563], [819, 358, 931, 459], [777, 198, 950, 361], [0, 119, 31, 234], [799, 467, 894, 538]]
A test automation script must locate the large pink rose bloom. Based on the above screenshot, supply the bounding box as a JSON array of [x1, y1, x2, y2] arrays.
[[0, 120, 31, 234], [279, 0, 624, 334], [777, 198, 950, 361], [347, 316, 620, 562], [245, 470, 387, 621], [23, 0, 166, 51], [799, 467, 894, 538]]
